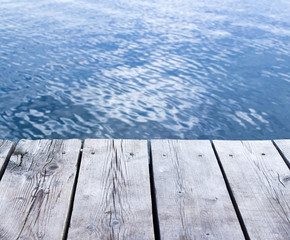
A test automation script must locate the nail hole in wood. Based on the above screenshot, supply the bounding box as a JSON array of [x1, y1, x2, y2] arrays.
[[283, 176, 290, 181], [111, 220, 120, 226]]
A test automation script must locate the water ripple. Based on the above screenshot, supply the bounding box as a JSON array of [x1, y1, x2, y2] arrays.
[[0, 0, 290, 140]]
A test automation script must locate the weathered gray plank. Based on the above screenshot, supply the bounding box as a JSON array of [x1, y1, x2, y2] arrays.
[[68, 139, 154, 240], [151, 140, 244, 239], [0, 140, 15, 180], [213, 140, 290, 240], [0, 139, 82, 240], [274, 139, 290, 167]]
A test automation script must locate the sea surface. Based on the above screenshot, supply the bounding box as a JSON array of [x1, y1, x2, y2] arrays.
[[0, 0, 290, 141]]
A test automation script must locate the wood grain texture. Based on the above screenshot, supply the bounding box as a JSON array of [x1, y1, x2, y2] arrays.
[[0, 140, 15, 180], [274, 139, 290, 167], [151, 140, 244, 240], [213, 140, 290, 240], [68, 139, 154, 240], [0, 139, 82, 240]]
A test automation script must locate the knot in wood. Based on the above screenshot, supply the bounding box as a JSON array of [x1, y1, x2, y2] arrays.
[[42, 164, 59, 176], [32, 189, 45, 200], [86, 224, 95, 232], [48, 164, 58, 171]]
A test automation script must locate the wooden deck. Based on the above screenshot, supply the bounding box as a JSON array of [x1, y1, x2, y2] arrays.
[[0, 139, 289, 240]]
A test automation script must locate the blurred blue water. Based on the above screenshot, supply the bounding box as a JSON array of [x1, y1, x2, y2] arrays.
[[0, 0, 290, 140]]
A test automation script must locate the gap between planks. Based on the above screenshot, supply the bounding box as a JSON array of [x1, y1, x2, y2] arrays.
[[0, 140, 15, 181], [213, 140, 290, 240], [151, 140, 246, 239], [0, 139, 82, 240], [211, 140, 250, 240], [67, 139, 155, 239], [273, 139, 290, 169], [62, 140, 84, 240]]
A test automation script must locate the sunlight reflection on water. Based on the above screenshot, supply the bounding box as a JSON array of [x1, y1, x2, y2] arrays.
[[0, 0, 290, 140]]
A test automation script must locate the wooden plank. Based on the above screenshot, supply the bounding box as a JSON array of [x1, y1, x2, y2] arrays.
[[213, 140, 290, 240], [151, 140, 244, 239], [274, 139, 290, 167], [67, 139, 154, 240], [0, 140, 15, 180], [0, 139, 82, 240]]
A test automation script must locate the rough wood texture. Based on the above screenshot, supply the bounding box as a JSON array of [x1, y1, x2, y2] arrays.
[[68, 139, 154, 240], [274, 139, 290, 167], [213, 140, 290, 240], [151, 140, 244, 239], [0, 140, 15, 180], [0, 139, 82, 240]]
